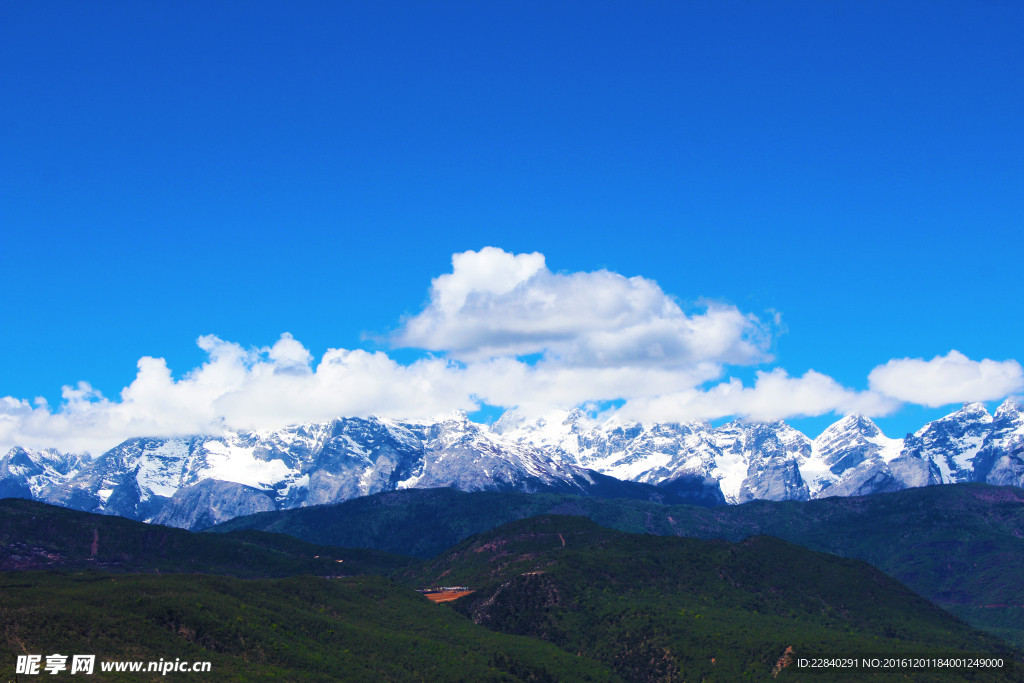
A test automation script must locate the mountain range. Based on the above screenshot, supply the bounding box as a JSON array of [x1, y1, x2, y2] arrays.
[[2, 399, 1021, 530]]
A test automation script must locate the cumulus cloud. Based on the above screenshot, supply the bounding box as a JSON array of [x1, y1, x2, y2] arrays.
[[868, 350, 1024, 407], [2, 249, 1021, 455], [461, 357, 726, 417], [395, 247, 772, 368], [615, 369, 900, 424], [0, 334, 476, 455], [4, 343, 893, 454], [0, 331, 751, 455]]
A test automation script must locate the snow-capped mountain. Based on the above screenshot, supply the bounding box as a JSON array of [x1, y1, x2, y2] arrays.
[[496, 409, 815, 503], [800, 414, 911, 498], [490, 399, 1024, 503], [1, 413, 680, 530], [2, 399, 1022, 529], [902, 401, 1024, 486], [0, 447, 88, 500]]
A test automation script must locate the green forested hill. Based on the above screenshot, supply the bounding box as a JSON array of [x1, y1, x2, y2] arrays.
[[210, 484, 1024, 645], [3, 493, 1023, 681], [396, 515, 1018, 683], [0, 570, 621, 682], [209, 487, 600, 558], [0, 498, 416, 577]]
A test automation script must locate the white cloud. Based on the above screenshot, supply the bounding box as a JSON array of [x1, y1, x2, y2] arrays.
[[3, 347, 893, 455], [0, 330, 749, 455], [3, 249, 1020, 456], [615, 369, 900, 424], [461, 356, 726, 417], [868, 350, 1024, 407], [0, 335, 476, 455], [395, 247, 772, 368]]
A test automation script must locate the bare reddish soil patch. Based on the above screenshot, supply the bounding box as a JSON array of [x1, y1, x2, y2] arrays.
[[424, 590, 475, 603]]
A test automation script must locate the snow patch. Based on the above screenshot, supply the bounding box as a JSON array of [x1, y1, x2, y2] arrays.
[[198, 440, 295, 489]]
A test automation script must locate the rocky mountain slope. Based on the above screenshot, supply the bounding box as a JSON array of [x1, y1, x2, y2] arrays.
[[1, 399, 1021, 529]]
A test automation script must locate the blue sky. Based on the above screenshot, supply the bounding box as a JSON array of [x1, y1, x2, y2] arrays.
[[2, 1, 1021, 453]]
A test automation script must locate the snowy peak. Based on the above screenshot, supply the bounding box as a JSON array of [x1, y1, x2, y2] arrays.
[[828, 414, 883, 439], [562, 407, 587, 425], [491, 414, 817, 504], [490, 408, 527, 435], [961, 401, 994, 419], [2, 446, 86, 476], [812, 414, 903, 471], [994, 398, 1023, 426], [914, 402, 993, 438], [492, 408, 597, 441], [901, 402, 1014, 485], [0, 446, 88, 500], [800, 414, 906, 499]]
